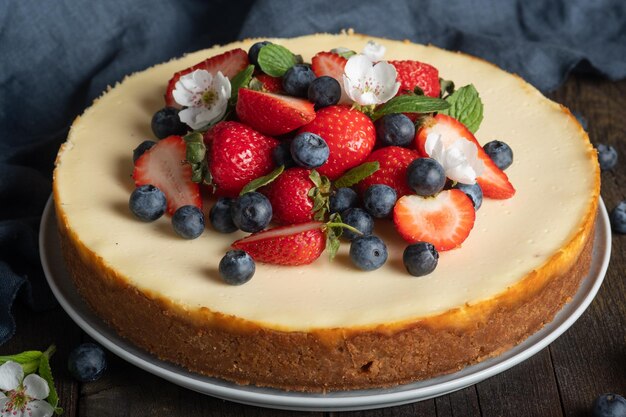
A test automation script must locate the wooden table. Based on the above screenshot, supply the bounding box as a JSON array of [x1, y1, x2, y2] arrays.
[[3, 74, 626, 417]]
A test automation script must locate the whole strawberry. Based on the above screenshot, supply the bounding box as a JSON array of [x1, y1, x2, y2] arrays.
[[389, 60, 440, 97], [356, 146, 419, 197], [298, 106, 376, 180]]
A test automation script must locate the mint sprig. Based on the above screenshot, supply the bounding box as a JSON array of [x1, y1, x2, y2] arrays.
[[372, 95, 450, 120], [240, 165, 285, 195], [439, 84, 483, 133], [258, 44, 297, 77], [229, 65, 254, 103], [324, 213, 362, 261], [333, 161, 380, 188]]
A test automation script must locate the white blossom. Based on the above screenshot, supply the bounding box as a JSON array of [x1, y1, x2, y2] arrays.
[[425, 132, 485, 184], [362, 41, 386, 61], [0, 361, 53, 417], [173, 69, 231, 130], [342, 55, 400, 106]]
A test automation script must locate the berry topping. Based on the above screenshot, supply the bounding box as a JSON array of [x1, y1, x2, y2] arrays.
[[610, 201, 626, 234], [232, 221, 326, 266], [133, 135, 201, 215], [282, 64, 316, 97], [452, 182, 484, 210], [389, 60, 440, 97], [209, 197, 238, 233], [363, 184, 397, 218], [298, 105, 376, 180], [236, 88, 316, 136], [172, 205, 205, 239], [67, 343, 107, 382], [483, 140, 514, 170], [403, 242, 439, 277], [406, 157, 446, 197], [219, 250, 255, 285], [290, 132, 329, 169], [311, 51, 347, 85], [254, 74, 284, 93], [375, 113, 416, 147], [349, 235, 388, 271], [596, 143, 618, 171], [393, 189, 476, 251], [356, 146, 420, 198], [272, 141, 296, 168], [308, 76, 342, 109], [129, 185, 167, 222], [341, 208, 374, 241], [132, 140, 156, 163], [330, 187, 358, 214], [230, 192, 273, 233], [151, 107, 188, 139], [591, 393, 626, 417], [248, 41, 272, 69]]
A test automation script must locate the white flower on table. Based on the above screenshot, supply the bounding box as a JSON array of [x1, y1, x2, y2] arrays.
[[342, 55, 400, 106], [173, 69, 231, 130], [0, 361, 53, 417], [362, 40, 386, 61], [425, 132, 485, 184]]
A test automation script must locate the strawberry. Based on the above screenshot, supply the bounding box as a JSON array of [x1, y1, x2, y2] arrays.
[[389, 60, 440, 98], [254, 74, 283, 93], [133, 135, 201, 215], [232, 222, 326, 266], [356, 146, 419, 197], [311, 52, 350, 104], [298, 105, 376, 180], [165, 48, 249, 107], [415, 114, 515, 199], [236, 88, 316, 136], [393, 190, 475, 251], [206, 121, 279, 197]]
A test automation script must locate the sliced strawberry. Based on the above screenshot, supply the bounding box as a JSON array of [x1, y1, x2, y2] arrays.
[[232, 222, 326, 266], [311, 52, 350, 104], [133, 135, 201, 215], [165, 48, 249, 107], [254, 74, 283, 93], [389, 60, 440, 97], [415, 114, 515, 199], [356, 146, 419, 197], [236, 88, 316, 136], [393, 190, 475, 251]]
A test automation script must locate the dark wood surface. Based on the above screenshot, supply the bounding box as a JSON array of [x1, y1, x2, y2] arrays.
[[3, 74, 626, 416]]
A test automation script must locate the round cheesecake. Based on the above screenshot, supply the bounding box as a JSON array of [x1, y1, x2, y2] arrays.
[[53, 33, 600, 391]]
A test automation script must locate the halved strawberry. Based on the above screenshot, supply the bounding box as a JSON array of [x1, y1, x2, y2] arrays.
[[133, 135, 201, 215], [254, 74, 283, 93], [415, 114, 515, 199], [311, 52, 349, 103], [232, 222, 326, 266], [236, 88, 316, 136], [393, 190, 475, 251], [165, 48, 249, 107], [356, 146, 420, 197], [389, 60, 440, 97]]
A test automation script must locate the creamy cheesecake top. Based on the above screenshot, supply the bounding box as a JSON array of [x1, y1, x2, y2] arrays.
[[54, 33, 598, 331]]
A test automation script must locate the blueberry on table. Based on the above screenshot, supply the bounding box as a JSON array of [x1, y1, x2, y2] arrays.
[[483, 140, 513, 170], [67, 343, 107, 382], [596, 143, 618, 171], [219, 250, 255, 285], [330, 187, 358, 214], [133, 140, 156, 163], [129, 184, 167, 222], [231, 192, 273, 233], [248, 41, 272, 69], [308, 76, 341, 109], [209, 198, 237, 233], [363, 184, 397, 218], [172, 205, 205, 239], [610, 201, 626, 234], [350, 235, 388, 271], [406, 157, 446, 197], [290, 132, 329, 169], [272, 141, 296, 168], [452, 182, 483, 210], [282, 64, 316, 97], [591, 393, 626, 417], [151, 107, 188, 139], [341, 208, 373, 241], [375, 113, 415, 148], [403, 242, 439, 277]]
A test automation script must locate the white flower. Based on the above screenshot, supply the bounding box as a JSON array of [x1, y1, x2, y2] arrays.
[[362, 41, 386, 61], [342, 55, 400, 106], [173, 69, 231, 130], [425, 132, 485, 184], [0, 361, 53, 417]]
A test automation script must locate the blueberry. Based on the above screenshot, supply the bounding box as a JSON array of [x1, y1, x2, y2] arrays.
[[209, 198, 237, 233], [597, 144, 618, 171], [591, 393, 626, 417], [341, 208, 374, 241], [610, 201, 626, 234], [67, 343, 107, 382], [282, 64, 316, 97], [374, 114, 415, 147], [272, 141, 296, 168], [349, 235, 388, 271], [151, 107, 188, 139], [172, 205, 205, 239], [307, 76, 341, 109], [133, 140, 156, 163], [406, 157, 446, 197], [248, 41, 272, 69], [231, 192, 273, 233], [330, 188, 358, 214], [363, 184, 397, 218], [453, 182, 483, 210], [290, 132, 329, 168], [129, 185, 166, 222], [219, 250, 255, 285], [483, 140, 513, 170], [403, 242, 439, 277]]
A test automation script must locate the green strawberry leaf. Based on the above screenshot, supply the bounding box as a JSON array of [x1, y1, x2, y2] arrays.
[[333, 162, 380, 188], [229, 65, 255, 103], [308, 170, 332, 221], [439, 78, 455, 99], [183, 132, 211, 185], [439, 84, 483, 133], [324, 213, 363, 261], [372, 95, 450, 120], [240, 165, 285, 196], [39, 346, 61, 414], [258, 44, 297, 77], [333, 49, 357, 59], [0, 350, 42, 365]]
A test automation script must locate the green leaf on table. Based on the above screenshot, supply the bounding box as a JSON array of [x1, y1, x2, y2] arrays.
[[439, 84, 483, 133], [229, 65, 255, 103], [372, 95, 450, 120], [239, 165, 285, 196], [39, 353, 62, 414], [333, 162, 380, 188], [258, 44, 297, 77], [0, 350, 42, 365]]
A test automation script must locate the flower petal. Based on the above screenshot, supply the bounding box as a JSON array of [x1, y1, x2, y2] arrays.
[[24, 400, 54, 417], [192, 69, 213, 91], [362, 41, 386, 61], [344, 54, 374, 82], [213, 71, 232, 98], [178, 107, 209, 130], [23, 374, 49, 400], [0, 361, 23, 391], [172, 83, 195, 107]]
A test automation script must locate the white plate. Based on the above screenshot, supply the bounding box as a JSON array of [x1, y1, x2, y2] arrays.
[[39, 196, 611, 412]]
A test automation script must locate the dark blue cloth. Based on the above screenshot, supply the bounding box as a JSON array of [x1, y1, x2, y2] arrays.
[[1, 0, 625, 345]]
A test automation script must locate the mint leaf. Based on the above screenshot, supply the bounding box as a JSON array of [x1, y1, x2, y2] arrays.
[[372, 95, 450, 120], [229, 65, 254, 103], [240, 165, 284, 196], [39, 350, 61, 413], [258, 44, 297, 77], [333, 162, 380, 188], [0, 350, 42, 365], [439, 84, 483, 133]]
